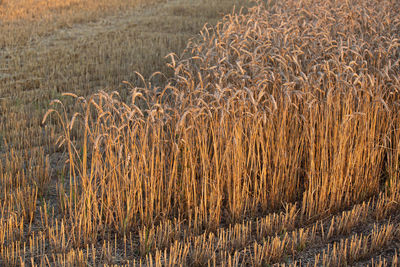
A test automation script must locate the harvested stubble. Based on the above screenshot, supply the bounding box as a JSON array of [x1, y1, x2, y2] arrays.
[[0, 0, 250, 155], [0, 0, 159, 46], [2, 0, 400, 265]]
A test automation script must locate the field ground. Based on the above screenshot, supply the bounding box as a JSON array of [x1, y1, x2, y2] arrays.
[[1, 0, 400, 266], [0, 0, 250, 151]]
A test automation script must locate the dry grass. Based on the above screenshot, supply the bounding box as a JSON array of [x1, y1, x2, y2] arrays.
[[2, 0, 400, 265]]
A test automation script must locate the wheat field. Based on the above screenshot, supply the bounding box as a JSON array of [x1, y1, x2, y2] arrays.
[[2, 0, 400, 265]]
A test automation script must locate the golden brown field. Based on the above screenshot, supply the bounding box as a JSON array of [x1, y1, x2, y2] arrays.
[[2, 0, 400, 265]]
